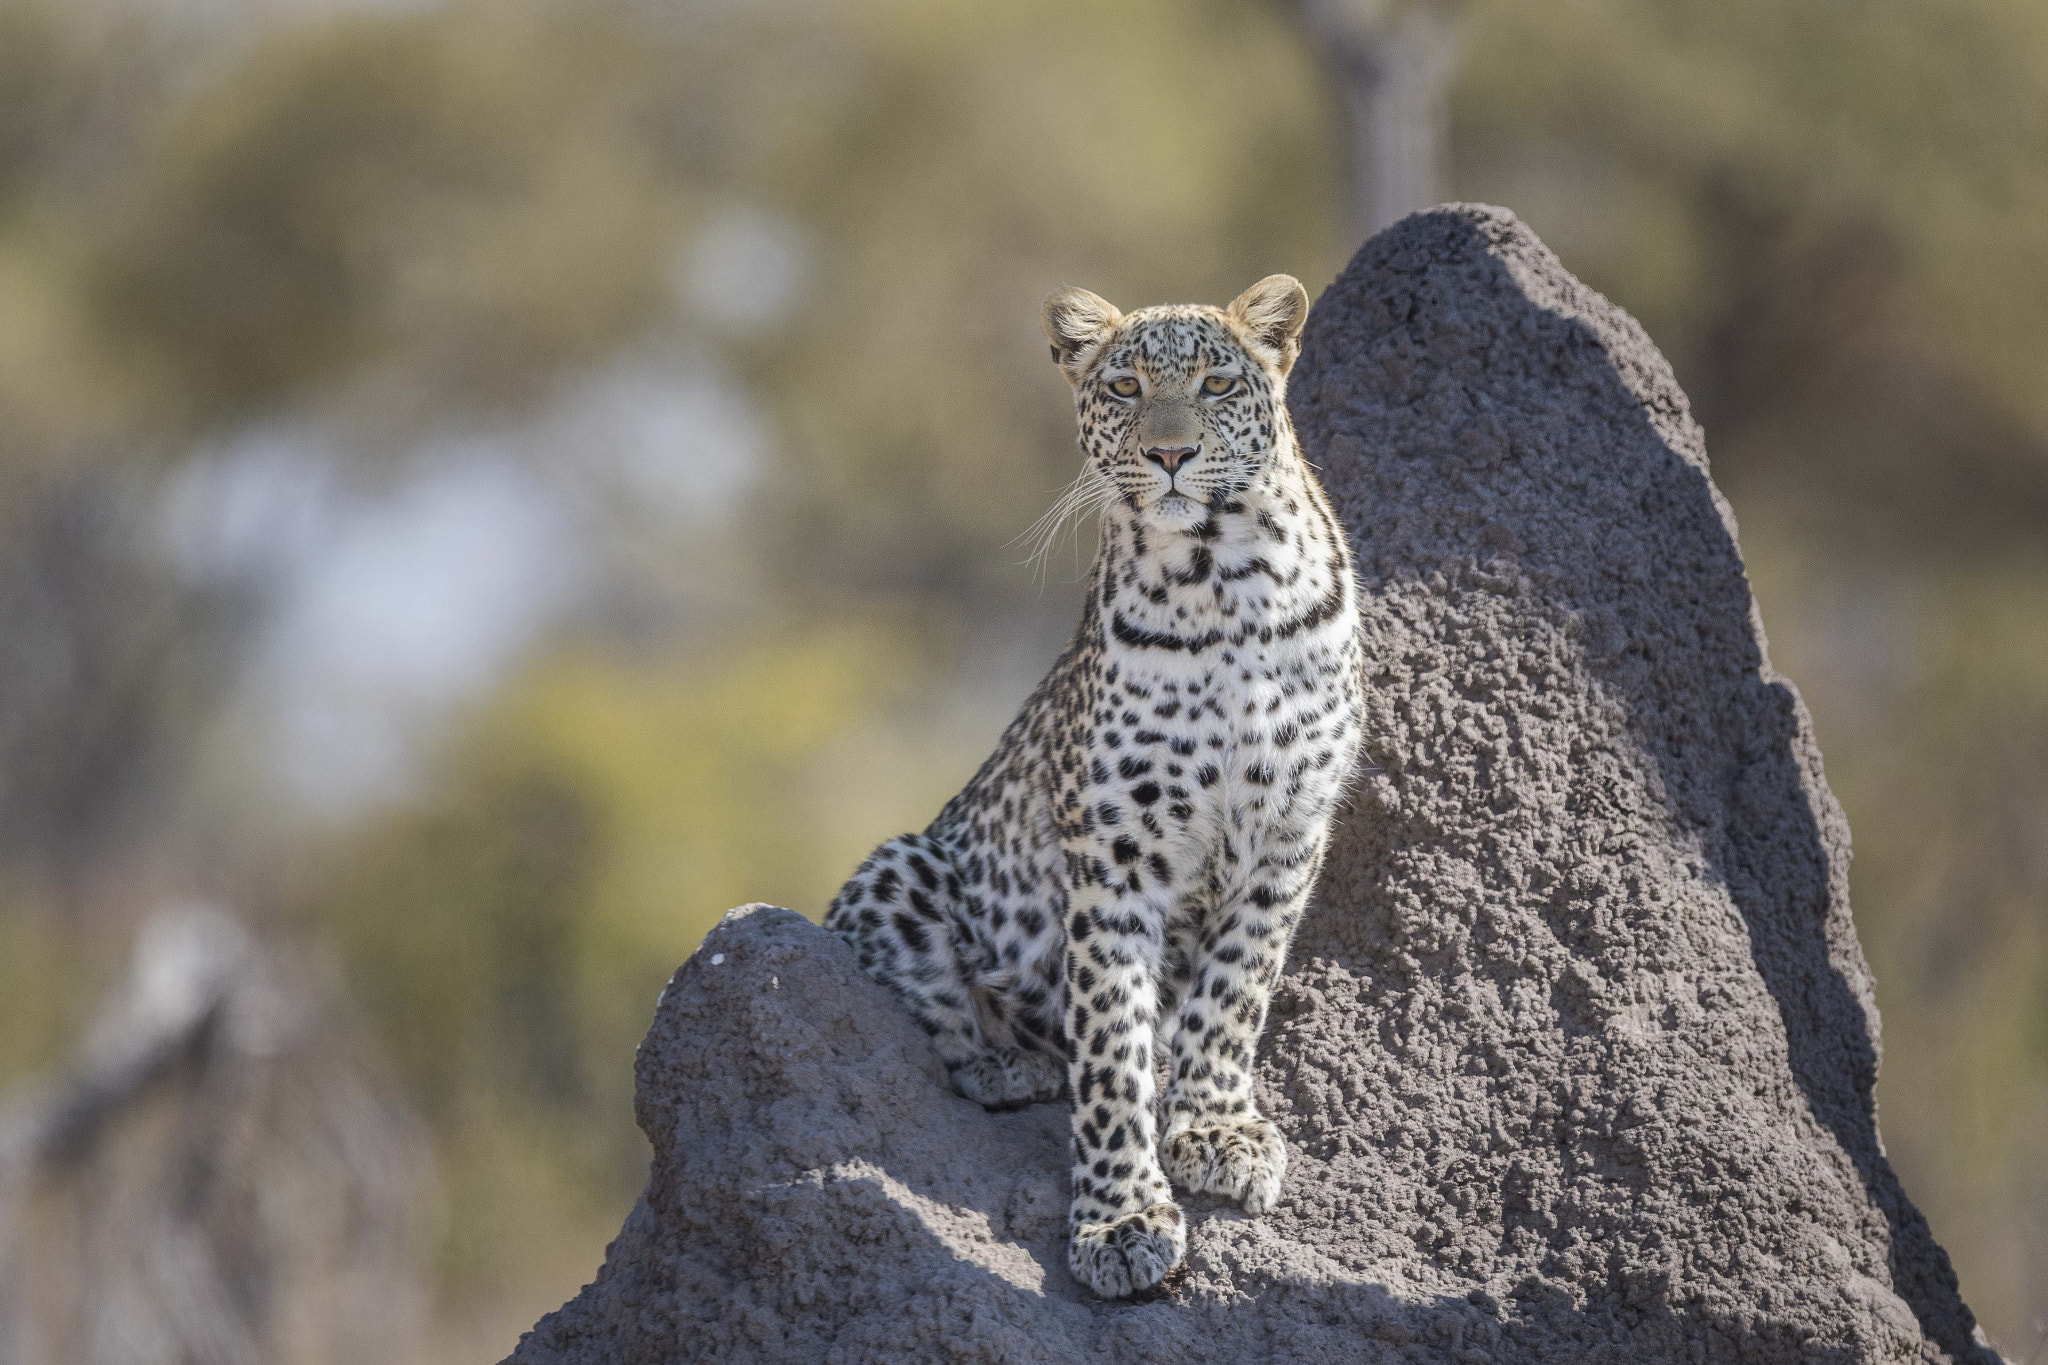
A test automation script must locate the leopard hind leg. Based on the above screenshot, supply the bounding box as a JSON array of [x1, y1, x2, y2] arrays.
[[826, 832, 1065, 1110]]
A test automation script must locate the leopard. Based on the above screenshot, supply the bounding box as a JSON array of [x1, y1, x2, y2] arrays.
[[824, 274, 1365, 1299]]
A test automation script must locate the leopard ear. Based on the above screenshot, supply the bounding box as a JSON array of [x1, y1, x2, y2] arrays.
[[1042, 286, 1122, 383], [1227, 274, 1309, 375]]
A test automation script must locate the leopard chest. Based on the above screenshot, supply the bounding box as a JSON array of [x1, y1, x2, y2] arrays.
[[1043, 479, 1362, 906], [1071, 611, 1358, 911]]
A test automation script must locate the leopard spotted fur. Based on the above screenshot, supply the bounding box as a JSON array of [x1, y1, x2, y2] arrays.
[[825, 275, 1364, 1299]]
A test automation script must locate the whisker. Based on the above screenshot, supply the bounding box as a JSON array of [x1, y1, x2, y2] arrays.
[[1012, 465, 1115, 586]]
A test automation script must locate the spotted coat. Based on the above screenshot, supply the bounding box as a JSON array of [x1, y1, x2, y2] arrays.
[[825, 275, 1365, 1299]]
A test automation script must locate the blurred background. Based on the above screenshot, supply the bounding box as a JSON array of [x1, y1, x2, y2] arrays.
[[0, 0, 2040, 1359]]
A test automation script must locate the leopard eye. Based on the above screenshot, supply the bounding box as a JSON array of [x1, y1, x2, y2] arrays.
[[1107, 376, 1141, 399], [1201, 374, 1238, 397]]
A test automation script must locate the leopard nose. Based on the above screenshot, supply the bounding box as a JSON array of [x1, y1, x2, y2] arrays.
[[1143, 445, 1199, 475]]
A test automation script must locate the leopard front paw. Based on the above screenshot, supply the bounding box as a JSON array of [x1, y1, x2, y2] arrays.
[[1067, 1201, 1185, 1298], [948, 1048, 1066, 1111], [1163, 1117, 1286, 1215]]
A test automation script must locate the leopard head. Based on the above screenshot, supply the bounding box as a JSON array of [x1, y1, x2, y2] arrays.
[[1042, 275, 1309, 527]]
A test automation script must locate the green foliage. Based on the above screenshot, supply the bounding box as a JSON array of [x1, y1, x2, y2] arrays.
[[1458, 0, 2048, 447], [0, 900, 89, 1091], [0, 0, 2044, 1351], [302, 624, 953, 1293], [93, 6, 684, 427], [669, 0, 1346, 596]]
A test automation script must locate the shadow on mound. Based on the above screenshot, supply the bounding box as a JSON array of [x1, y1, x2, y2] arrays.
[[506, 206, 1998, 1364], [1287, 203, 1994, 1363]]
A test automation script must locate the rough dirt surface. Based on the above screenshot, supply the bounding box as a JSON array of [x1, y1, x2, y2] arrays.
[[504, 206, 1997, 1364]]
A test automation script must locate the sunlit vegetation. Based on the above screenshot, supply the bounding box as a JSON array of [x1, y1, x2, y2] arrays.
[[0, 0, 2040, 1354]]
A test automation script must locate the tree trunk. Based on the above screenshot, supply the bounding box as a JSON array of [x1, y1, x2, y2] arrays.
[[1296, 0, 1468, 238]]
